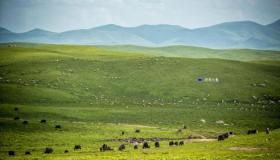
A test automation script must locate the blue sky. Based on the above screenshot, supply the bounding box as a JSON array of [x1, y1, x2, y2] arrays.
[[0, 0, 280, 32]]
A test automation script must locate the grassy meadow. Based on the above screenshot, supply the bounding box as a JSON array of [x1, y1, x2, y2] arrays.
[[0, 43, 280, 159]]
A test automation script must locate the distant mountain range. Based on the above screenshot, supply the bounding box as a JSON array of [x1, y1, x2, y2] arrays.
[[1, 19, 280, 49]]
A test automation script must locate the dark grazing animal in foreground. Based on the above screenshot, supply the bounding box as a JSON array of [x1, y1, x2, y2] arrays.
[[169, 141, 174, 146], [40, 119, 47, 123], [22, 121, 28, 125], [247, 129, 258, 135], [55, 125, 61, 129], [218, 132, 231, 141], [118, 144, 125, 151], [25, 151, 31, 155], [74, 145, 81, 150], [135, 129, 140, 133], [143, 142, 150, 149], [266, 128, 270, 134], [155, 141, 160, 148], [179, 141, 184, 145], [134, 144, 138, 149], [174, 141, 178, 146], [64, 150, 69, 153], [100, 144, 113, 152], [8, 151, 15, 156], [44, 147, 53, 154], [14, 117, 20, 120]]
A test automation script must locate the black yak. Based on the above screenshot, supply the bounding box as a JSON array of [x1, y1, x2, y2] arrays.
[[55, 125, 61, 129], [100, 144, 113, 152], [179, 141, 184, 145], [134, 144, 138, 149], [118, 144, 125, 151], [74, 145, 81, 150], [8, 151, 15, 156], [44, 147, 53, 154], [25, 151, 31, 155], [143, 142, 150, 149], [169, 141, 174, 146], [247, 129, 258, 135], [22, 121, 28, 125], [155, 141, 160, 148], [266, 128, 270, 134]]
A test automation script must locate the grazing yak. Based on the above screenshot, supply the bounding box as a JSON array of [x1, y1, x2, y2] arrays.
[[179, 141, 184, 145], [118, 144, 125, 151], [74, 145, 81, 150], [22, 121, 28, 125], [14, 107, 19, 111], [169, 141, 174, 146], [8, 151, 15, 156], [64, 150, 69, 153], [266, 128, 270, 134], [155, 141, 160, 148], [55, 125, 61, 129], [121, 131, 125, 135], [218, 132, 232, 141], [40, 119, 47, 123], [174, 141, 178, 146], [134, 144, 138, 149], [135, 129, 140, 133], [143, 142, 150, 149], [25, 151, 31, 155], [44, 147, 53, 154], [100, 144, 113, 152], [14, 117, 20, 120], [247, 129, 258, 135]]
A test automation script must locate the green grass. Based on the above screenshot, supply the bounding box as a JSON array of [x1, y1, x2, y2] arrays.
[[0, 43, 279, 159], [98, 45, 280, 61]]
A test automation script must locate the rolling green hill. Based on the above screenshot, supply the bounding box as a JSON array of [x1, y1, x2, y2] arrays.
[[98, 45, 280, 61], [0, 43, 279, 159]]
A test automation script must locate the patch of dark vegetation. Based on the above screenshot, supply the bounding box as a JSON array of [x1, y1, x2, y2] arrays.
[[14, 107, 19, 111]]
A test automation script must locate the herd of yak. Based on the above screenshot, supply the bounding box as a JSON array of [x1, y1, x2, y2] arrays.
[[7, 107, 271, 156]]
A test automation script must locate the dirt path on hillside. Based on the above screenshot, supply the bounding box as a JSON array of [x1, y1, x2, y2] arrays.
[[102, 137, 216, 143], [229, 147, 268, 151]]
